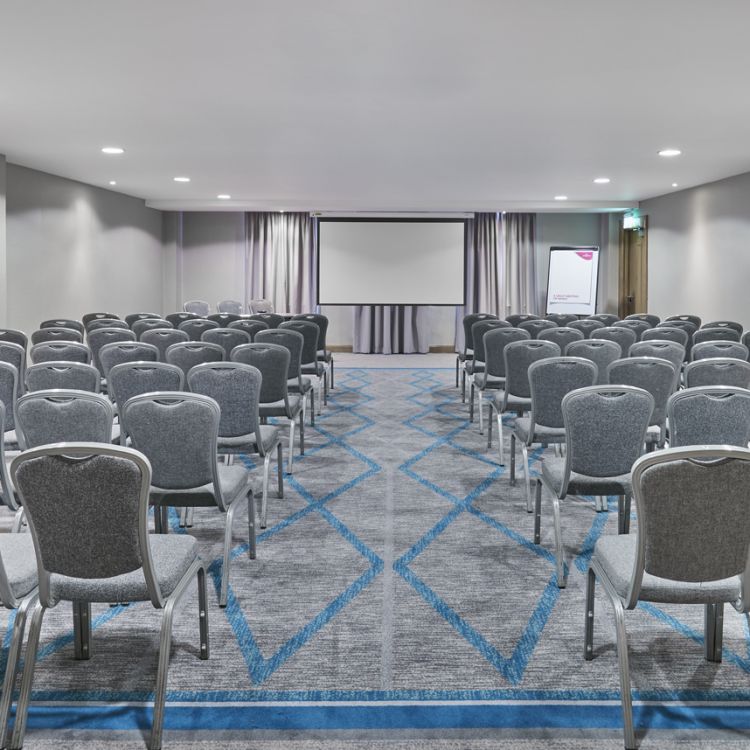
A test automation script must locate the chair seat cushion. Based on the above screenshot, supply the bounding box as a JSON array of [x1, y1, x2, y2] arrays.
[[317, 351, 333, 363], [474, 373, 505, 390], [0, 533, 38, 601], [541, 456, 631, 497], [594, 535, 742, 604], [218, 424, 281, 455], [513, 417, 565, 445], [288, 377, 312, 393], [152, 464, 252, 507], [465, 361, 485, 375], [259, 394, 303, 418], [301, 362, 326, 377], [491, 391, 531, 412], [48, 534, 198, 604]]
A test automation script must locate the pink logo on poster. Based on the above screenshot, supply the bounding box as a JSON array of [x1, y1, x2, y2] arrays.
[[576, 251, 594, 261]]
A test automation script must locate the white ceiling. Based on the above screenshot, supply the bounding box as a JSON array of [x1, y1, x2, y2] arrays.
[[2, 0, 750, 212]]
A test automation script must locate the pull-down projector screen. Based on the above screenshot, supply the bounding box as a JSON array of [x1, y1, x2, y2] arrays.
[[317, 219, 466, 305], [545, 246, 600, 316]]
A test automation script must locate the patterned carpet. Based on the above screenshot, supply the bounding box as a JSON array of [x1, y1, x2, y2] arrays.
[[4, 367, 750, 746]]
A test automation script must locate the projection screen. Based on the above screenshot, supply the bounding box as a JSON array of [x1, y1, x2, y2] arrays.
[[317, 219, 466, 305]]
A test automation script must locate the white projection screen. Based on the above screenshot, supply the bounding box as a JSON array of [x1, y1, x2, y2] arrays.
[[545, 246, 600, 315], [317, 219, 466, 305]]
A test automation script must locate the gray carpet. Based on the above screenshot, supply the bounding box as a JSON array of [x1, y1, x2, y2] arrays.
[[3, 367, 750, 747]]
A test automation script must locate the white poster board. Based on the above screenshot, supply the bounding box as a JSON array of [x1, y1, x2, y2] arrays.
[[545, 246, 600, 316]]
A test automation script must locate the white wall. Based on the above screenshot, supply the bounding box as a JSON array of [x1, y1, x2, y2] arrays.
[[6, 164, 164, 336], [0, 156, 6, 327], [640, 171, 750, 328]]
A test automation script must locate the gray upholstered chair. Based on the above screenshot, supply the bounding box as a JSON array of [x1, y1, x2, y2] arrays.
[[232, 342, 305, 475], [165, 342, 225, 376], [691, 340, 748, 362], [0, 344, 26, 406], [86, 318, 129, 333], [683, 358, 750, 389], [703, 320, 743, 336], [518, 319, 557, 339], [511, 357, 598, 513], [30, 327, 83, 345], [588, 314, 620, 326], [166, 311, 202, 328], [29, 342, 91, 365], [179, 318, 220, 341], [667, 386, 750, 447], [565, 339, 621, 385], [87, 328, 136, 378], [183, 299, 211, 316], [612, 319, 650, 342], [666, 313, 702, 328], [641, 325, 690, 350], [624, 313, 660, 327], [281, 319, 325, 412], [0, 362, 21, 451], [124, 312, 162, 328], [466, 320, 511, 415], [486, 339, 560, 466], [0, 402, 20, 516], [0, 330, 28, 352], [742, 331, 750, 351], [294, 313, 334, 395], [475, 327, 530, 437], [217, 299, 244, 315], [201, 328, 251, 361], [132, 318, 174, 339], [545, 313, 579, 327], [457, 313, 495, 394], [229, 319, 270, 341], [584, 445, 750, 750], [569, 319, 605, 339], [25, 362, 101, 394], [505, 313, 539, 327], [629, 340, 685, 384], [248, 312, 285, 329], [593, 326, 637, 357], [537, 326, 584, 352], [188, 363, 283, 528], [207, 313, 242, 328], [99, 342, 159, 381], [40, 318, 84, 335], [121, 393, 254, 607], [658, 319, 697, 356], [693, 326, 741, 345], [9, 443, 208, 750], [536, 385, 653, 587], [140, 328, 190, 361], [82, 312, 120, 327], [249, 298, 274, 314], [607, 357, 676, 449], [16, 389, 115, 447]]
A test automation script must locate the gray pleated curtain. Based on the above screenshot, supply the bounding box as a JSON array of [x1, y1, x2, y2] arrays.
[[353, 306, 427, 354]]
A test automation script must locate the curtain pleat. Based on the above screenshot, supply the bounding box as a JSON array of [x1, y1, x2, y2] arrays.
[[503, 213, 538, 317], [353, 305, 427, 354]]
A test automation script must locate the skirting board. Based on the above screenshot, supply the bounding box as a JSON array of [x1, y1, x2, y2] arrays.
[[327, 345, 455, 353]]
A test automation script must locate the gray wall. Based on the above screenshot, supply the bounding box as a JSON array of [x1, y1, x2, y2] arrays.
[[640, 171, 750, 328], [0, 156, 6, 326], [5, 164, 164, 336]]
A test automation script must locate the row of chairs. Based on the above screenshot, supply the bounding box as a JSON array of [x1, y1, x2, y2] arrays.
[[184, 298, 274, 315]]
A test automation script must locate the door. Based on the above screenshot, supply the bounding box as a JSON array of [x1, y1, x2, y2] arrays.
[[618, 216, 648, 318]]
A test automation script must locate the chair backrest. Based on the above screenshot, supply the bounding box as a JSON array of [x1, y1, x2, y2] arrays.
[[607, 357, 676, 428], [703, 320, 743, 336], [25, 362, 101, 394], [505, 313, 539, 327], [518, 319, 558, 339], [132, 318, 174, 339], [29, 342, 91, 366], [666, 314, 702, 328], [625, 313, 660, 327], [612, 319, 651, 341], [503, 340, 561, 400], [187, 362, 263, 441], [201, 328, 251, 359], [537, 326, 584, 352], [122, 392, 220, 495], [587, 313, 620, 326], [228, 319, 269, 341], [16, 389, 114, 447], [0, 362, 19, 432], [178, 318, 221, 341], [482, 327, 530, 379], [562, 385, 653, 480], [98, 342, 159, 380], [545, 313, 579, 327], [469, 319, 510, 363], [569, 319, 605, 338], [658, 319, 698, 349], [217, 299, 244, 315], [684, 358, 750, 389], [593, 326, 637, 357], [165, 311, 202, 328], [207, 313, 242, 328], [255, 328, 304, 381], [86, 318, 129, 333], [0, 342, 26, 388], [693, 326, 741, 346], [249, 298, 274, 314], [564, 339, 621, 384], [82, 312, 120, 326], [164, 342, 225, 376], [642, 325, 690, 349], [528, 357, 598, 431], [0, 403, 16, 510], [31, 327, 83, 345], [248, 312, 285, 329], [627, 445, 750, 608], [279, 320, 320, 366], [691, 341, 749, 362], [40, 319, 84, 335], [231, 343, 290, 404], [293, 313, 330, 353], [667, 386, 750, 448], [0, 329, 28, 350], [140, 328, 190, 361], [108, 362, 185, 415], [124, 312, 161, 328], [183, 300, 211, 316], [11, 443, 164, 607], [462, 313, 499, 352], [87, 328, 137, 375], [629, 340, 685, 379]]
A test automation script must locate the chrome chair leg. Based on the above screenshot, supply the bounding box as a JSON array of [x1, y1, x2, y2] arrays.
[[220, 502, 239, 607], [260, 453, 271, 528], [552, 494, 566, 588], [704, 603, 724, 663], [287, 419, 296, 474], [277, 442, 284, 498], [534, 479, 543, 544], [73, 601, 92, 660], [521, 443, 532, 512], [247, 491, 257, 561], [584, 567, 596, 661]]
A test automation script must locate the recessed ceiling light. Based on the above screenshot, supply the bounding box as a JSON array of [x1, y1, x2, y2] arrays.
[[217, 194, 231, 200], [593, 177, 610, 184], [672, 182, 678, 187], [173, 176, 190, 183], [554, 195, 568, 201], [658, 148, 682, 157], [101, 146, 124, 155], [108, 180, 117, 186]]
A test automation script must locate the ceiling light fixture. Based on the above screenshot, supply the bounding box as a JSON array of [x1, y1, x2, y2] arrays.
[[672, 182, 678, 187], [173, 176, 191, 183], [554, 195, 568, 201], [658, 148, 682, 157], [101, 146, 124, 155], [217, 194, 231, 200], [593, 177, 610, 184], [108, 180, 117, 186]]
